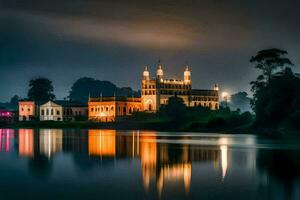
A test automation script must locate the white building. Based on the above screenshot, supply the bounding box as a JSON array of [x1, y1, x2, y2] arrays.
[[39, 101, 63, 121]]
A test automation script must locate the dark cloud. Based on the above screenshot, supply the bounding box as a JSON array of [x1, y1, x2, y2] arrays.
[[0, 0, 300, 100]]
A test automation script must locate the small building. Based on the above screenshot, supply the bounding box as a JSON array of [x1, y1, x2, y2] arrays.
[[19, 100, 38, 121], [39, 101, 63, 121], [39, 100, 88, 121], [88, 97, 142, 122], [0, 109, 14, 122], [55, 100, 88, 121]]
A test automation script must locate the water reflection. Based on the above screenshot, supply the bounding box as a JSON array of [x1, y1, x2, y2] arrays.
[[1, 128, 300, 199], [88, 130, 116, 157], [19, 129, 34, 157], [39, 129, 63, 159], [0, 129, 14, 152]]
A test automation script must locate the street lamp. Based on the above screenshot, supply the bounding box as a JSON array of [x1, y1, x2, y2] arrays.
[[221, 92, 229, 107]]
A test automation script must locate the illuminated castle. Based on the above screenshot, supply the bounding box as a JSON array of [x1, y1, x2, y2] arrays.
[[141, 63, 219, 112], [88, 63, 219, 122]]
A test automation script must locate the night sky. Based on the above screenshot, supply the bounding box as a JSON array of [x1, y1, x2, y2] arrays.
[[1, 0, 300, 101]]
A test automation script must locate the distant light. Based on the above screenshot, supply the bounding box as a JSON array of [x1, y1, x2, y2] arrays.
[[221, 92, 229, 99]]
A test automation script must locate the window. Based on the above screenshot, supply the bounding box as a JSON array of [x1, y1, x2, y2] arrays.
[[28, 108, 30, 112], [106, 107, 109, 111], [51, 109, 53, 115], [46, 109, 49, 115], [57, 110, 60, 115], [91, 108, 94, 112], [41, 109, 44, 116]]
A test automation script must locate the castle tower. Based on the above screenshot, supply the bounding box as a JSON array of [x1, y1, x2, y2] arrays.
[[143, 66, 150, 80], [184, 65, 191, 84], [141, 66, 158, 112], [214, 84, 219, 91], [156, 64, 164, 81]]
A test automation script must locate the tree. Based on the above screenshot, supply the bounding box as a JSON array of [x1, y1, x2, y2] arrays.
[[250, 48, 294, 83], [9, 95, 20, 110], [161, 96, 187, 121], [69, 77, 139, 102], [250, 49, 300, 130], [28, 78, 55, 102], [253, 68, 300, 128], [10, 95, 19, 105]]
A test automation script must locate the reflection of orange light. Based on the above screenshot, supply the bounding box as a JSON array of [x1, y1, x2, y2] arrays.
[[88, 130, 116, 157], [157, 163, 192, 196], [19, 129, 34, 157], [140, 135, 157, 191]]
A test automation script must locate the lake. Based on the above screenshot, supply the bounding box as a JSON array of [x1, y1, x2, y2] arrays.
[[0, 129, 300, 200]]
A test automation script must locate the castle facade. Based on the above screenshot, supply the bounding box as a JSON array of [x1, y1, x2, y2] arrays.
[[141, 64, 219, 112]]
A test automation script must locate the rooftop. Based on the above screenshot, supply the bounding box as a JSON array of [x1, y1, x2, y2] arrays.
[[89, 96, 141, 103], [191, 89, 218, 96]]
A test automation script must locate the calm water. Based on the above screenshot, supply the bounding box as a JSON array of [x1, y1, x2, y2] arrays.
[[1, 129, 300, 200]]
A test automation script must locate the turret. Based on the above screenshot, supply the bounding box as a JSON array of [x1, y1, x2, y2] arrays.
[[184, 65, 191, 84], [214, 84, 219, 91], [156, 64, 163, 81], [143, 66, 150, 80]]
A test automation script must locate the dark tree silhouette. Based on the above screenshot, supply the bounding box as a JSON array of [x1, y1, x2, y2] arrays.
[[28, 78, 55, 102], [10, 95, 19, 105], [253, 68, 300, 128], [69, 77, 139, 102], [250, 49, 300, 130], [161, 96, 187, 121], [250, 48, 294, 83]]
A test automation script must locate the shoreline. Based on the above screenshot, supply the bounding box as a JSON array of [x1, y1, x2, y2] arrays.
[[1, 121, 299, 139], [0, 120, 262, 135]]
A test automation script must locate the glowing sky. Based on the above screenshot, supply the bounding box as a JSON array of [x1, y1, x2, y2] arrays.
[[1, 0, 300, 100]]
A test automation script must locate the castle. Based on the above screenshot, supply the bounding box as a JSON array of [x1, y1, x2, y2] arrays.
[[88, 63, 219, 122], [141, 64, 219, 112]]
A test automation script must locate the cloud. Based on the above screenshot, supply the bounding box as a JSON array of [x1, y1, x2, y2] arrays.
[[1, 10, 198, 49]]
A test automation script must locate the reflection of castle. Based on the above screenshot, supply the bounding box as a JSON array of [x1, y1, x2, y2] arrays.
[[86, 130, 224, 197], [12, 129, 233, 197]]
